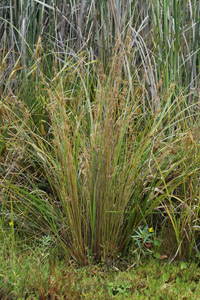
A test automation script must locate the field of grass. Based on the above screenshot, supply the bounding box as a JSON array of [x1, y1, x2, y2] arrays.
[[0, 0, 200, 298]]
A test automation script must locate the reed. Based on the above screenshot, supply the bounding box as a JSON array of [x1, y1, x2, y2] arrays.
[[0, 1, 199, 100]]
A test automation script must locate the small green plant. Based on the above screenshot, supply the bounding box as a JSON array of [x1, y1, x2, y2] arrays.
[[107, 280, 132, 297], [131, 226, 161, 261]]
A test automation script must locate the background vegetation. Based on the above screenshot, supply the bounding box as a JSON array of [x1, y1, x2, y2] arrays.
[[0, 0, 200, 273]]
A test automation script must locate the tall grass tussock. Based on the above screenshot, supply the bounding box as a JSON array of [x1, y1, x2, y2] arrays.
[[0, 0, 200, 267]]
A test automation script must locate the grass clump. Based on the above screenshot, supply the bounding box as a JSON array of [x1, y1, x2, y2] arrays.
[[0, 0, 200, 297], [1, 53, 200, 264]]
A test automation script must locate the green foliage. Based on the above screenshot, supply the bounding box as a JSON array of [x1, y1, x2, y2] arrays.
[[1, 0, 200, 268], [130, 226, 161, 261], [1, 239, 200, 300]]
